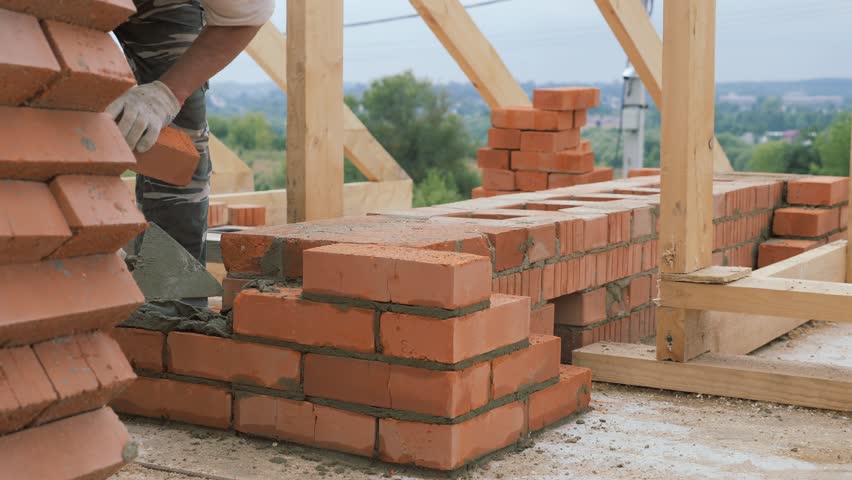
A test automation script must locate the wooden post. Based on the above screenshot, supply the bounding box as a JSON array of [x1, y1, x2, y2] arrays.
[[657, 0, 717, 274], [286, 0, 344, 223]]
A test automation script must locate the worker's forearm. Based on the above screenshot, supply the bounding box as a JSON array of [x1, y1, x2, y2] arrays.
[[159, 25, 262, 104]]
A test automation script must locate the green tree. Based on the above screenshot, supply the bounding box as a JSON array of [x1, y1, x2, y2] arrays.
[[209, 113, 285, 152], [812, 113, 851, 176], [744, 140, 816, 174], [413, 169, 465, 207], [715, 132, 753, 171], [347, 71, 478, 201]]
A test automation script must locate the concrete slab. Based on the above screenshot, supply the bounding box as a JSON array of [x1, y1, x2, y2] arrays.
[[111, 322, 852, 480]]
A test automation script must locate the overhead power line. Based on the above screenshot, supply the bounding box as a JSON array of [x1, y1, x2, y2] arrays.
[[343, 0, 514, 28]]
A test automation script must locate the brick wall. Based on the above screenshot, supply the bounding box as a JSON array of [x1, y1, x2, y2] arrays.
[[0, 2, 143, 477]]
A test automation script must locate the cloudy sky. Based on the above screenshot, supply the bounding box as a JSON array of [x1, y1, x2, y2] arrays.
[[213, 0, 852, 85]]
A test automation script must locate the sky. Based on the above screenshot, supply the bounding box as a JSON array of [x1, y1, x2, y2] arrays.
[[213, 0, 852, 86]]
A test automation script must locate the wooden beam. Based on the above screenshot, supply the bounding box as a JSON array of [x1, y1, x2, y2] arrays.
[[660, 276, 852, 324], [657, 241, 846, 362], [209, 180, 414, 226], [594, 0, 733, 173], [661, 266, 750, 284], [409, 0, 530, 109], [658, 0, 716, 274], [246, 22, 409, 182], [286, 0, 344, 222], [208, 135, 255, 194], [573, 342, 852, 412]]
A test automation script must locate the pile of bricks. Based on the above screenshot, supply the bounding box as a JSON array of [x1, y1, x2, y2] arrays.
[[758, 176, 848, 267], [475, 87, 612, 198], [112, 243, 590, 471], [208, 202, 267, 228], [0, 1, 146, 477]]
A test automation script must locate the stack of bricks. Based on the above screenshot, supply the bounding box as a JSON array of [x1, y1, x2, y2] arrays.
[[111, 243, 591, 471], [0, 1, 146, 477], [207, 203, 267, 228], [475, 87, 612, 198], [758, 176, 848, 267]]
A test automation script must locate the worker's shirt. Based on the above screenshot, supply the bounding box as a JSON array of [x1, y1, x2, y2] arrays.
[[201, 0, 274, 26]]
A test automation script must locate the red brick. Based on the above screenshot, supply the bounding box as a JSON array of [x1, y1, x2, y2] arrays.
[[528, 365, 591, 431], [303, 243, 492, 309], [234, 393, 314, 444], [380, 294, 530, 364], [111, 376, 232, 429], [548, 171, 595, 188], [477, 147, 510, 170], [0, 254, 143, 347], [303, 354, 391, 408], [109, 327, 164, 372], [573, 109, 588, 127], [472, 186, 513, 198], [314, 403, 376, 457], [33, 332, 135, 424], [481, 168, 516, 191], [841, 205, 849, 229], [577, 214, 608, 251], [608, 210, 631, 244], [133, 127, 201, 186], [542, 263, 555, 300], [487, 128, 521, 149], [589, 167, 614, 183], [378, 401, 525, 471], [787, 176, 848, 206], [757, 239, 821, 268], [227, 204, 266, 226], [533, 87, 600, 111], [0, 106, 135, 180], [0, 345, 57, 434], [553, 288, 606, 326], [530, 302, 555, 335], [520, 129, 580, 152], [0, 180, 71, 265], [627, 168, 660, 178], [773, 207, 838, 237], [48, 175, 146, 258], [629, 275, 652, 309], [0, 407, 132, 479], [491, 334, 560, 398], [491, 106, 574, 131], [32, 20, 134, 111], [1, 0, 136, 31], [0, 9, 60, 106], [167, 332, 300, 391], [631, 205, 655, 239], [389, 362, 490, 418], [208, 201, 227, 227], [233, 288, 375, 353], [511, 149, 594, 173], [515, 170, 548, 192]]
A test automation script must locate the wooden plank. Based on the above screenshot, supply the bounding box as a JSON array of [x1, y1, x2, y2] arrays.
[[594, 0, 732, 173], [409, 0, 530, 109], [208, 135, 255, 194], [286, 0, 344, 222], [574, 342, 852, 412], [246, 21, 409, 182], [657, 241, 846, 362], [660, 276, 852, 324], [661, 266, 751, 284], [658, 0, 717, 274], [209, 180, 414, 226]]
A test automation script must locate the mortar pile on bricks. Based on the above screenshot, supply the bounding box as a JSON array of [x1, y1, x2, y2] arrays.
[[476, 87, 614, 198], [0, 1, 156, 477]]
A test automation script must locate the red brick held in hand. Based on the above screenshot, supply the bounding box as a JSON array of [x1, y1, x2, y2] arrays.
[[0, 407, 134, 480], [111, 376, 232, 429], [477, 148, 510, 170], [108, 327, 165, 372], [772, 207, 838, 237], [0, 0, 136, 31], [132, 127, 200, 186], [786, 176, 848, 206], [757, 238, 821, 268], [0, 107, 135, 180], [490, 334, 560, 398], [32, 20, 135, 111], [0, 180, 71, 265], [303, 243, 492, 309], [481, 168, 515, 191], [228, 204, 266, 227], [167, 332, 300, 391], [48, 175, 147, 258], [533, 87, 600, 111], [520, 129, 580, 153], [528, 365, 591, 431], [0, 9, 60, 106], [0, 253, 144, 347], [0, 345, 57, 434], [381, 294, 529, 364], [487, 128, 522, 149]]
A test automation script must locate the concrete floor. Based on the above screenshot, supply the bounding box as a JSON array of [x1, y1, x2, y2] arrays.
[[111, 322, 852, 480]]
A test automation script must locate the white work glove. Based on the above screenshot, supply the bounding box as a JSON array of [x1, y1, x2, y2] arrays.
[[106, 80, 181, 153]]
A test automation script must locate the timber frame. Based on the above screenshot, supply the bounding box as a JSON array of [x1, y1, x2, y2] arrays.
[[574, 0, 852, 412]]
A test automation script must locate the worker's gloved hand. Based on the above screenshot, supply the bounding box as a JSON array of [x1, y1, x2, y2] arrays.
[[106, 80, 181, 153]]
